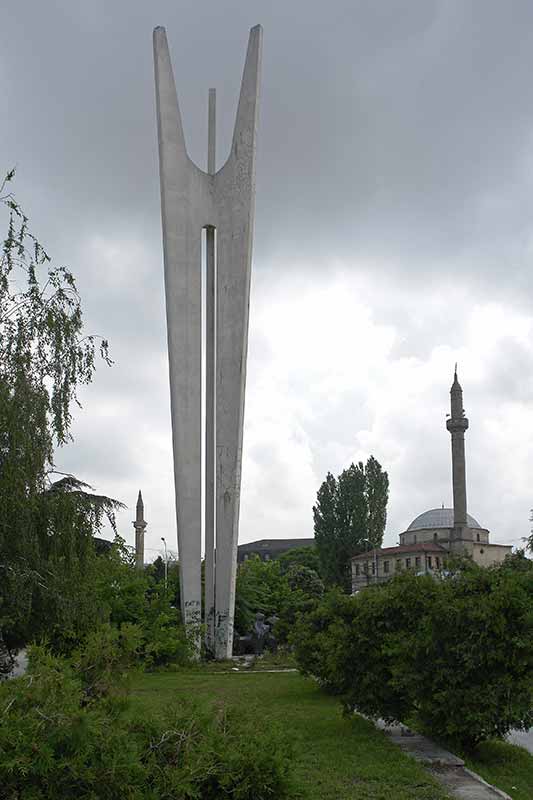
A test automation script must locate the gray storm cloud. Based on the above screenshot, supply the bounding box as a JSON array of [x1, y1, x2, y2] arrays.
[[2, 1, 533, 555]]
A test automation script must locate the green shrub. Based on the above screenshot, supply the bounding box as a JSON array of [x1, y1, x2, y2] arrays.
[[274, 565, 324, 643], [70, 623, 142, 704], [277, 545, 321, 575], [292, 560, 533, 749], [141, 605, 192, 669], [0, 648, 145, 798], [0, 646, 296, 799], [234, 556, 291, 634]]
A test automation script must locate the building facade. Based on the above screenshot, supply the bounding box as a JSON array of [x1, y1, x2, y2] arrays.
[[352, 370, 512, 593], [237, 538, 315, 564]]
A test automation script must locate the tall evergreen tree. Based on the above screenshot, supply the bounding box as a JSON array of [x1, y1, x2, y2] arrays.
[[313, 457, 389, 591]]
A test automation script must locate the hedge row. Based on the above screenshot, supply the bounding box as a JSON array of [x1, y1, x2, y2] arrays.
[[292, 555, 533, 749]]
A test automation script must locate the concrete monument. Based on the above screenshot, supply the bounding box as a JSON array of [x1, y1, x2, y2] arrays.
[[153, 25, 262, 658]]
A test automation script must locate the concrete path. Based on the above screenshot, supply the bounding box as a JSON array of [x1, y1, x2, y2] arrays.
[[427, 765, 511, 800], [375, 721, 511, 800]]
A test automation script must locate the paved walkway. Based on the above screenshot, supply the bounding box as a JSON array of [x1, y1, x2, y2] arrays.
[[375, 721, 511, 800]]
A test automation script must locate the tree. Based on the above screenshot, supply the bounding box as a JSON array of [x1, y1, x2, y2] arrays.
[[145, 555, 181, 609], [293, 560, 533, 750], [234, 557, 291, 635], [273, 564, 325, 644], [0, 170, 112, 650], [313, 457, 389, 591], [27, 477, 124, 652], [277, 545, 321, 576], [285, 564, 324, 597]]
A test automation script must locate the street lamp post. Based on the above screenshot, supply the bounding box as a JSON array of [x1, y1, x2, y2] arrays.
[[161, 537, 168, 591]]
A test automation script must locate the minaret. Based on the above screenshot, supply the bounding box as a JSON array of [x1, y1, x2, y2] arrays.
[[133, 490, 147, 571], [446, 366, 469, 535]]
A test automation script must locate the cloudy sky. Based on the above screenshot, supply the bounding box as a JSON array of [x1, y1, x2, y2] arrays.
[[3, 1, 533, 559]]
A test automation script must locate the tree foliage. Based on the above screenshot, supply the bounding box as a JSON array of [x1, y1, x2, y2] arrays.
[[313, 457, 389, 591], [234, 557, 290, 634], [277, 545, 321, 576], [274, 565, 324, 644], [145, 554, 181, 610], [0, 170, 112, 651], [76, 538, 192, 669], [292, 555, 533, 749], [27, 478, 125, 652], [0, 643, 297, 799], [234, 556, 324, 644], [0, 170, 111, 442]]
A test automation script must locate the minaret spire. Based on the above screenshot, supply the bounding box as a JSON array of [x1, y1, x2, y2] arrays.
[[133, 490, 147, 571], [446, 366, 469, 532]]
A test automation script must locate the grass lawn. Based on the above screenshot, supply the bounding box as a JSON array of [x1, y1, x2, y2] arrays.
[[129, 670, 450, 800], [462, 740, 533, 800]]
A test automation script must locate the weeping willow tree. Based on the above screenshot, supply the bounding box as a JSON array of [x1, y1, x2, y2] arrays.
[[0, 170, 118, 652]]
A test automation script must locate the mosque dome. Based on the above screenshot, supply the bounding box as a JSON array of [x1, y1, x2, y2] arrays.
[[407, 508, 482, 531]]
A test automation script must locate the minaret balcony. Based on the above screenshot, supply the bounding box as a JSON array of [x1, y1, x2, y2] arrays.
[[446, 417, 469, 433]]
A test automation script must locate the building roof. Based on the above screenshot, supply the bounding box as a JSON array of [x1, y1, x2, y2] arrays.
[[352, 541, 447, 560], [237, 538, 315, 553], [407, 508, 482, 531], [93, 536, 113, 554]]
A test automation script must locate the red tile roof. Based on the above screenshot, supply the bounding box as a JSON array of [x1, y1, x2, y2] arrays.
[[352, 542, 447, 560]]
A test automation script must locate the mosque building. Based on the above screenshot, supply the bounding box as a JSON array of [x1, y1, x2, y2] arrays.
[[351, 369, 512, 593]]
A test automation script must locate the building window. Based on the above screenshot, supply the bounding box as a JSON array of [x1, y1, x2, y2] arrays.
[[396, 559, 402, 571], [371, 561, 376, 574], [244, 554, 249, 561], [476, 533, 480, 542], [427, 556, 433, 568], [383, 561, 390, 574], [355, 563, 360, 576], [436, 557, 440, 568], [413, 534, 417, 544], [363, 562, 368, 574], [433, 532, 438, 541], [264, 554, 270, 561], [415, 556, 421, 569], [406, 558, 411, 569]]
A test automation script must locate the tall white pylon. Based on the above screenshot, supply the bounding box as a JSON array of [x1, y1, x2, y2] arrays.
[[153, 25, 262, 659]]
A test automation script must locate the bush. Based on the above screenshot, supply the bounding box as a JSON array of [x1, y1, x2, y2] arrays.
[[234, 556, 291, 635], [0, 646, 296, 799], [93, 542, 193, 669], [292, 559, 533, 749], [234, 556, 325, 643], [274, 566, 324, 644], [277, 545, 321, 576], [140, 592, 193, 669], [70, 623, 142, 704]]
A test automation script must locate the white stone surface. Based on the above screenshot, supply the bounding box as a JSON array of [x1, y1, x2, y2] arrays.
[[213, 26, 262, 660], [508, 727, 533, 754], [153, 26, 262, 657], [154, 27, 204, 631], [204, 89, 216, 651]]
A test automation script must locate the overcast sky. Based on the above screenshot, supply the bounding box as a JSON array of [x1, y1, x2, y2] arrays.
[[3, 1, 533, 559]]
